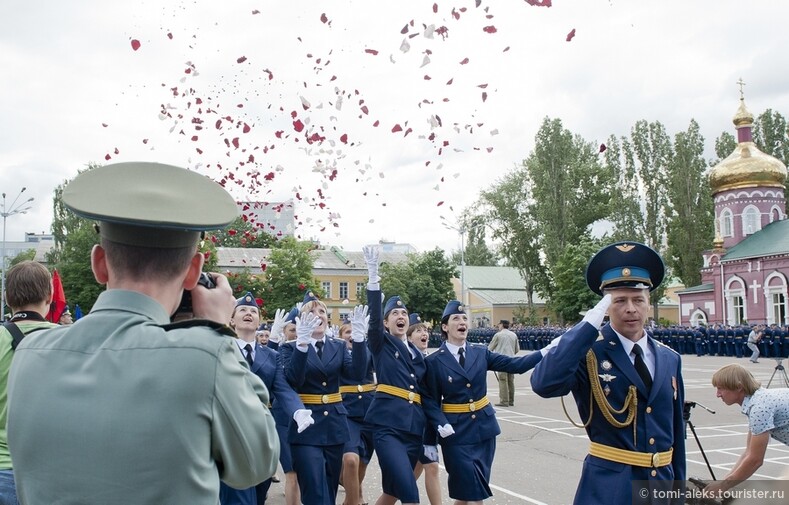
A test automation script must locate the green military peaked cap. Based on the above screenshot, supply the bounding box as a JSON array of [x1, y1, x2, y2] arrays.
[[62, 162, 238, 248]]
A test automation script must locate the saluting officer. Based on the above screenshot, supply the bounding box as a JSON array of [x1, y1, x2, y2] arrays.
[[422, 300, 545, 503], [531, 242, 686, 505]]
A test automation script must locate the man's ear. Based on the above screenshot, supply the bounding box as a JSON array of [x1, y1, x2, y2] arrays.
[[182, 251, 205, 290], [91, 245, 109, 285]]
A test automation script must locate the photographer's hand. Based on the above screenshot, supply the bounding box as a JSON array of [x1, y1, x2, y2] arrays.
[[191, 272, 235, 325]]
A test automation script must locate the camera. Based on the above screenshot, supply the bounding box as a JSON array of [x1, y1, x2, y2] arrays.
[[173, 272, 216, 319]]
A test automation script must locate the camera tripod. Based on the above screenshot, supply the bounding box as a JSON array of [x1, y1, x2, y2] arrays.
[[684, 400, 716, 481], [766, 358, 789, 388]]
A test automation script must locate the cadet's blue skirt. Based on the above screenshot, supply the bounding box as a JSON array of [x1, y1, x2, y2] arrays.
[[344, 417, 375, 464], [275, 422, 294, 473], [442, 438, 496, 501], [373, 426, 421, 502]]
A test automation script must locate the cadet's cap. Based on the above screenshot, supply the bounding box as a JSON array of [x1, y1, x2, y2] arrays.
[[441, 300, 465, 322], [585, 241, 665, 296], [285, 307, 300, 323], [383, 296, 407, 317], [302, 291, 320, 304], [236, 292, 260, 308], [257, 323, 270, 331], [409, 313, 422, 326], [62, 162, 238, 248]]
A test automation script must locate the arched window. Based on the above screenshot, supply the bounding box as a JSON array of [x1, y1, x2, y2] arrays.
[[725, 276, 747, 325], [720, 209, 734, 237], [742, 205, 761, 235], [765, 272, 788, 325], [770, 205, 783, 223], [690, 310, 708, 327]]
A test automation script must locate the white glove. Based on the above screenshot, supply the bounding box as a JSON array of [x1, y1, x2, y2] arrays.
[[295, 313, 320, 352], [269, 308, 287, 344], [582, 294, 612, 329], [350, 305, 369, 343], [423, 445, 439, 463], [540, 334, 563, 356], [437, 423, 455, 438], [293, 409, 315, 433], [362, 245, 380, 288]]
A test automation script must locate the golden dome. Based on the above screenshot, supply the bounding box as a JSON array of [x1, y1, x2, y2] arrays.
[[709, 99, 787, 194]]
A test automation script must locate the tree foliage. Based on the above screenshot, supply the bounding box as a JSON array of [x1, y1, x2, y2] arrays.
[[478, 167, 546, 312], [262, 237, 322, 315], [550, 234, 604, 324], [665, 120, 713, 288], [379, 248, 456, 325], [9, 250, 36, 266], [526, 117, 613, 284]]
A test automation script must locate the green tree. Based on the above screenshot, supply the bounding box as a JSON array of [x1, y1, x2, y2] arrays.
[[450, 216, 498, 267], [478, 167, 547, 313], [712, 131, 736, 164], [550, 234, 603, 324], [525, 117, 613, 294], [9, 249, 36, 266], [665, 120, 713, 288], [752, 109, 789, 167], [263, 237, 322, 314], [47, 165, 104, 312], [379, 248, 456, 325], [604, 135, 645, 243], [210, 216, 276, 248]]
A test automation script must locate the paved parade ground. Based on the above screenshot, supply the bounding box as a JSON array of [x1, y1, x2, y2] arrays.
[[264, 352, 789, 505]]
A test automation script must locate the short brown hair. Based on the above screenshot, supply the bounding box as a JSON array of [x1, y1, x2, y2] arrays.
[[406, 322, 428, 337], [711, 363, 761, 396], [101, 238, 197, 283], [5, 261, 52, 310]]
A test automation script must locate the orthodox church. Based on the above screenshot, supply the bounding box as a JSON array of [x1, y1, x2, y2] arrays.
[[677, 94, 789, 326]]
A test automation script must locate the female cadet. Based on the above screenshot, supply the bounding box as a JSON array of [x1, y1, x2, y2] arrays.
[[422, 300, 544, 504], [279, 294, 369, 505], [407, 313, 442, 505], [338, 321, 376, 505], [362, 245, 426, 505], [220, 294, 314, 505], [267, 306, 302, 505]]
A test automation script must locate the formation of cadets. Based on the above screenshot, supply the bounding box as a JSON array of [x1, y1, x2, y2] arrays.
[[651, 324, 789, 358]]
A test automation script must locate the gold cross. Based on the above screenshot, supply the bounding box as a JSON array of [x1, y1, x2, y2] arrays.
[[736, 77, 746, 100]]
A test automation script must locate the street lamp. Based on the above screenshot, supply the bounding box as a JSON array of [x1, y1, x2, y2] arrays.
[[1, 188, 35, 319], [442, 217, 484, 308]]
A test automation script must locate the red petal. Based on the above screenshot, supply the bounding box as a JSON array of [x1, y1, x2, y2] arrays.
[[232, 137, 240, 148], [104, 154, 111, 161], [459, 57, 469, 65], [599, 143, 607, 153], [252, 9, 260, 14], [340, 133, 348, 144], [482, 26, 497, 34], [130, 39, 141, 51], [293, 119, 305, 132], [364, 48, 379, 55], [243, 123, 251, 133], [437, 201, 444, 206], [566, 28, 576, 42], [433, 3, 438, 13], [237, 56, 248, 63], [167, 32, 173, 40], [391, 124, 403, 133], [101, 123, 108, 127], [320, 13, 328, 23]]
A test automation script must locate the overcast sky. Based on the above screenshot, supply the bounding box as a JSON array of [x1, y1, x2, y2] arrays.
[[2, 0, 788, 258]]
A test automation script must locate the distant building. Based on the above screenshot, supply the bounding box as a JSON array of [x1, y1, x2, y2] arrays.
[[1, 233, 54, 266], [677, 95, 788, 326]]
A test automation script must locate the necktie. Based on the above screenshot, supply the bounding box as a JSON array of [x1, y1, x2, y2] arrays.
[[244, 344, 254, 368], [458, 347, 466, 368], [632, 344, 652, 390], [315, 340, 324, 360]]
